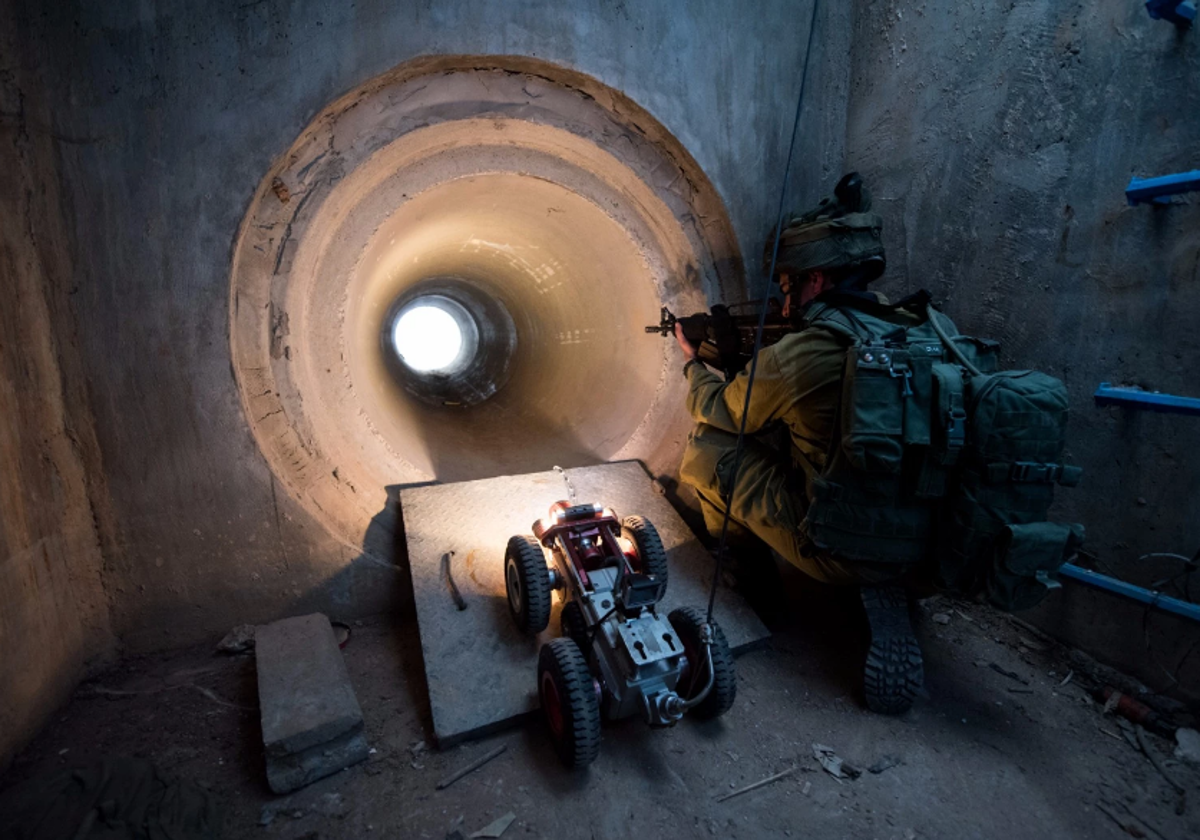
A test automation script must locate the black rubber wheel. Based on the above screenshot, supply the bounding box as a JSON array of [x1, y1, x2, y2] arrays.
[[505, 535, 551, 633], [621, 515, 669, 591], [537, 638, 601, 768], [560, 600, 590, 653], [668, 606, 736, 720]]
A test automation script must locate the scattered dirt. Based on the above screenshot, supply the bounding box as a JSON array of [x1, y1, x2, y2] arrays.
[[3, 577, 1197, 839]]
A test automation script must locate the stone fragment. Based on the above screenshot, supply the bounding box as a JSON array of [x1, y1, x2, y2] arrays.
[[255, 613, 369, 793], [1175, 727, 1200, 765], [216, 623, 255, 654]]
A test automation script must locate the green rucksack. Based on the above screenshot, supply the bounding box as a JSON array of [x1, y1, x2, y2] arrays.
[[797, 292, 1084, 611]]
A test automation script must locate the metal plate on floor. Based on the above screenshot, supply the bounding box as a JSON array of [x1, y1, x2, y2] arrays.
[[399, 461, 770, 747]]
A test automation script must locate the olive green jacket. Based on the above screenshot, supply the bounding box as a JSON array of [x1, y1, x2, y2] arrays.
[[685, 330, 842, 476], [684, 297, 924, 477]]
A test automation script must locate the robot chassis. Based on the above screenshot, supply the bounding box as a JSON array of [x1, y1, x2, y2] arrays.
[[504, 500, 736, 767]]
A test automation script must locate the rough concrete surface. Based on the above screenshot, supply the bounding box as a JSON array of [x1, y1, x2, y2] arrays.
[[399, 462, 769, 746], [255, 613, 368, 793], [2, 586, 1197, 839], [0, 2, 115, 769], [846, 0, 1200, 699], [229, 58, 739, 557]]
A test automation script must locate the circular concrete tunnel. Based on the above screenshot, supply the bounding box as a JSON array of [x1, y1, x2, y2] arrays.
[[230, 57, 741, 549]]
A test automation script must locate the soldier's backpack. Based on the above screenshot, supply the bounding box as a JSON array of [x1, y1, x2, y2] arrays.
[[796, 291, 1084, 611]]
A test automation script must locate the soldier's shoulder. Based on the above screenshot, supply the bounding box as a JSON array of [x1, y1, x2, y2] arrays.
[[769, 327, 846, 365]]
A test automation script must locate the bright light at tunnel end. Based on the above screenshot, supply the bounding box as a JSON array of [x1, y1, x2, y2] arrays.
[[392, 304, 464, 373]]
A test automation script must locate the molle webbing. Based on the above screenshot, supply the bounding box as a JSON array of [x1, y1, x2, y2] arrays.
[[796, 298, 1083, 610]]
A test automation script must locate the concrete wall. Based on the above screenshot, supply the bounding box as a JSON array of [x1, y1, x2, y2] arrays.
[[846, 0, 1200, 695], [8, 0, 850, 654], [0, 4, 116, 767]]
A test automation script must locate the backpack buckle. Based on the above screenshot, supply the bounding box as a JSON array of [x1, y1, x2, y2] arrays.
[[885, 358, 913, 397], [944, 407, 966, 449], [1008, 461, 1058, 483]]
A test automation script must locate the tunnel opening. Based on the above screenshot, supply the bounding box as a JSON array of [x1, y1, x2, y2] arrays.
[[346, 171, 668, 482], [390, 300, 470, 376], [381, 275, 517, 408], [230, 56, 741, 550]]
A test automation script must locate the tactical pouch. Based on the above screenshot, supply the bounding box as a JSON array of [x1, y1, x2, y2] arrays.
[[840, 344, 906, 473], [985, 522, 1084, 612], [903, 353, 933, 446], [931, 363, 966, 466], [804, 474, 930, 564], [934, 369, 1084, 603]]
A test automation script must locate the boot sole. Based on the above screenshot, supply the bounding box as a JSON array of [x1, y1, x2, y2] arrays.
[[861, 586, 924, 715]]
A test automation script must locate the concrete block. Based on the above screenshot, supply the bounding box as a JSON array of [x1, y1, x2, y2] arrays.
[[399, 461, 770, 747], [255, 613, 369, 793]]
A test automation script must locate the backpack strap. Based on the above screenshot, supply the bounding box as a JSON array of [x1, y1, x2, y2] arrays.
[[800, 301, 870, 345]]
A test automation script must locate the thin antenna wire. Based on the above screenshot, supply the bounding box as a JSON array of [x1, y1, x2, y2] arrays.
[[706, 0, 822, 624]]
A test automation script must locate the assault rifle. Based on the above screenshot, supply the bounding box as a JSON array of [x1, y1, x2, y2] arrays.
[[645, 301, 794, 378]]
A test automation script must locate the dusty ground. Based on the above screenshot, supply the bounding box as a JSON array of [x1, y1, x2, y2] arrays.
[[3, 574, 1197, 840]]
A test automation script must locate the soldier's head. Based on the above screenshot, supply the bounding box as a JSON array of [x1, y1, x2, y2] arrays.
[[770, 172, 886, 317], [777, 270, 833, 317]]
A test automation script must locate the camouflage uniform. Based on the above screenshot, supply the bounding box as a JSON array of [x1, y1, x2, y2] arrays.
[[678, 172, 901, 586], [679, 299, 924, 586]]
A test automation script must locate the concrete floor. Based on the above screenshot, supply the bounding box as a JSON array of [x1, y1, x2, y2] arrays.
[[3, 581, 1196, 840]]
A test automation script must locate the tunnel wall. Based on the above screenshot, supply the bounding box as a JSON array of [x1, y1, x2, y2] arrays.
[[8, 0, 852, 655], [846, 0, 1200, 697], [0, 7, 116, 768]]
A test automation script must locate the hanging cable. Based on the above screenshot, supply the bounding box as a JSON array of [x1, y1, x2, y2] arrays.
[[705, 0, 822, 625]]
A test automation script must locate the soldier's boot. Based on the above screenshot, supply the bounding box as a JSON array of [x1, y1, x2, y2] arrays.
[[860, 585, 924, 714]]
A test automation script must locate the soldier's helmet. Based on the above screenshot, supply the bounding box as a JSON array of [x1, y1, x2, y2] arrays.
[[769, 172, 886, 286]]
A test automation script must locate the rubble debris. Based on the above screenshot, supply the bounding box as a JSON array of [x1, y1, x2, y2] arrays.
[[215, 624, 255, 654], [469, 812, 516, 838], [331, 621, 352, 647], [82, 682, 251, 711], [812, 744, 861, 780], [410, 739, 428, 769], [1175, 727, 1200, 765], [988, 662, 1030, 685], [715, 766, 798, 802], [932, 612, 951, 625], [868, 755, 901, 774], [256, 613, 369, 794], [1134, 726, 1186, 815], [1096, 687, 1174, 738], [436, 744, 507, 790], [1094, 801, 1144, 838], [0, 758, 222, 839], [1017, 636, 1047, 652]]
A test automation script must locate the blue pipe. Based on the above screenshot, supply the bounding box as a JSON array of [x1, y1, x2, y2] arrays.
[[1059, 564, 1200, 623], [1126, 170, 1200, 205], [1094, 383, 1200, 416]]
